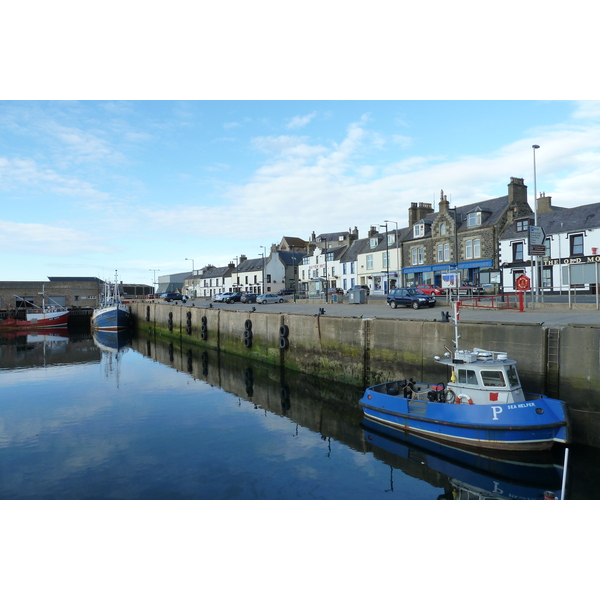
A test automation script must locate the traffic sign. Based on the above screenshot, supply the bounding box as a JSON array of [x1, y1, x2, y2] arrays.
[[530, 244, 546, 256], [529, 226, 546, 246]]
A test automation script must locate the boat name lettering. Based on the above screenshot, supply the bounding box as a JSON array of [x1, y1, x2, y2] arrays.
[[491, 406, 503, 420], [507, 402, 535, 410]]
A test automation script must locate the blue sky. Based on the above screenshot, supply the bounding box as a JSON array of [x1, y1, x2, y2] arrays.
[[2, 100, 600, 285], [2, 5, 598, 287]]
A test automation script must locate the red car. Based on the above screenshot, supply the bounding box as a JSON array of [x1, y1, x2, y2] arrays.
[[416, 284, 444, 296]]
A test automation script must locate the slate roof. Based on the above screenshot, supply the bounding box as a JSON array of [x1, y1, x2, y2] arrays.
[[501, 202, 600, 239], [340, 238, 371, 262], [404, 195, 513, 242], [199, 265, 233, 279], [277, 251, 307, 265], [236, 258, 265, 273], [47, 276, 104, 282]]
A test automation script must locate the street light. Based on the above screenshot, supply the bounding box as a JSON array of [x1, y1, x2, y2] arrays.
[[532, 144, 540, 304], [379, 223, 390, 293], [260, 246, 267, 294], [149, 269, 160, 294], [384, 220, 399, 288], [185, 258, 195, 274]]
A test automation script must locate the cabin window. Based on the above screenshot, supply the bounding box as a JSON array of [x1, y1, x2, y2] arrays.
[[507, 365, 520, 387], [481, 370, 506, 387], [458, 369, 478, 385]]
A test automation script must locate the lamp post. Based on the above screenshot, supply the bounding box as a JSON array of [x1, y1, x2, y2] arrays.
[[149, 269, 160, 295], [260, 246, 266, 294], [380, 223, 390, 293], [532, 144, 540, 305], [384, 220, 399, 288]]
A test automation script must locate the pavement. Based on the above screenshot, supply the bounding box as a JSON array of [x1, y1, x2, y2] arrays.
[[165, 295, 600, 327]]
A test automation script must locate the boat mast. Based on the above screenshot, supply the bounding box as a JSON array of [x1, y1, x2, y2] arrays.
[[452, 299, 460, 353]]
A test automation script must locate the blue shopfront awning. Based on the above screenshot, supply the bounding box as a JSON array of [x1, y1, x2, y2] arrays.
[[402, 259, 493, 274]]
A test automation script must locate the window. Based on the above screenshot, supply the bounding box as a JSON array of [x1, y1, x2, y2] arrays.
[[322, 268, 326, 277], [458, 369, 478, 385], [331, 266, 335, 276], [366, 255, 374, 270], [387, 233, 395, 246], [481, 370, 507, 387], [413, 223, 425, 238], [350, 262, 355, 274], [440, 223, 446, 236], [512, 242, 524, 262], [370, 238, 379, 249], [465, 240, 473, 260], [444, 243, 450, 261], [467, 212, 481, 227], [465, 238, 481, 260], [570, 234, 584, 256], [302, 256, 310, 265], [343, 263, 347, 274], [343, 278, 347, 289], [350, 277, 355, 288], [267, 274, 271, 283], [326, 252, 334, 261], [417, 247, 424, 264], [383, 253, 388, 268], [411, 248, 417, 265], [516, 219, 530, 232], [437, 244, 443, 262]]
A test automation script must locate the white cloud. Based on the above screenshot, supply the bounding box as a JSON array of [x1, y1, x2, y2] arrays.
[[286, 112, 316, 129], [0, 221, 105, 255]]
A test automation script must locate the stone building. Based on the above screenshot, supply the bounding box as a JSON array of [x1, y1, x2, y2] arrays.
[[402, 177, 533, 289], [0, 277, 105, 310]]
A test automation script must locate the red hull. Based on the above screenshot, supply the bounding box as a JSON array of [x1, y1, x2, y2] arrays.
[[0, 311, 69, 330]]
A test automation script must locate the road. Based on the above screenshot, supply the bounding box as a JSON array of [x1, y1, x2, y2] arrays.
[[160, 296, 600, 327]]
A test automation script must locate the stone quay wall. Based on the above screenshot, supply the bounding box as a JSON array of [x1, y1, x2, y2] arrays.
[[130, 301, 600, 447]]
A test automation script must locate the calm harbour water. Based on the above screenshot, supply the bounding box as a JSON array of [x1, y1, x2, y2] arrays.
[[1, 329, 599, 500]]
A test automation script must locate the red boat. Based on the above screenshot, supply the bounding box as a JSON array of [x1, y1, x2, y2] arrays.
[[0, 291, 70, 330], [0, 309, 69, 330]]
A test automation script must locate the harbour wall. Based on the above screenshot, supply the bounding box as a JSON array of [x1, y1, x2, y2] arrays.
[[130, 301, 600, 447]]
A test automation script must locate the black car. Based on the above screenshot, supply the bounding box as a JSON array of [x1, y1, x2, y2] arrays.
[[160, 292, 184, 302], [223, 292, 243, 304], [241, 293, 257, 304], [387, 287, 436, 309]]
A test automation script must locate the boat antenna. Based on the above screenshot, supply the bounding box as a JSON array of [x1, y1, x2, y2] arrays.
[[452, 299, 461, 352]]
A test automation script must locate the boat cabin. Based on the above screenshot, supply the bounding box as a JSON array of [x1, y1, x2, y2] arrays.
[[438, 348, 528, 405]]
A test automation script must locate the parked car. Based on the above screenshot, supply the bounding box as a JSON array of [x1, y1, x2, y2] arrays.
[[416, 284, 444, 296], [257, 293, 285, 304], [212, 292, 226, 302], [327, 288, 344, 295], [241, 293, 257, 304], [351, 285, 370, 296], [277, 289, 295, 296], [160, 292, 183, 302], [387, 288, 436, 310], [221, 292, 243, 304], [455, 282, 485, 296]]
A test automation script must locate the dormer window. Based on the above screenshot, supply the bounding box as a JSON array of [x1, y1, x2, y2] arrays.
[[370, 238, 379, 249], [440, 223, 446, 236], [413, 223, 425, 238], [467, 212, 482, 227], [516, 218, 530, 232], [387, 233, 395, 246]]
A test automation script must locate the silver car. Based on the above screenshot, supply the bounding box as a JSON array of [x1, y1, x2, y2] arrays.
[[257, 293, 284, 304]]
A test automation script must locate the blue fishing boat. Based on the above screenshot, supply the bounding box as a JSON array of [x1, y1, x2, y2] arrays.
[[360, 302, 569, 452], [91, 271, 132, 332]]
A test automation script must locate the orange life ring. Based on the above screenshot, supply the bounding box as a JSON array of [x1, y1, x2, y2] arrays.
[[457, 394, 474, 405]]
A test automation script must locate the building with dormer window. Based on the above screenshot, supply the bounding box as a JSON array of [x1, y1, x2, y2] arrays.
[[402, 178, 533, 289]]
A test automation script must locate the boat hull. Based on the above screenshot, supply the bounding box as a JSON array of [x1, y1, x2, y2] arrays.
[[0, 310, 69, 330], [91, 305, 131, 331], [360, 387, 569, 452]]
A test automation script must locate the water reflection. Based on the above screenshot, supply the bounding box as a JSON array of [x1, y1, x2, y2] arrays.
[[362, 424, 565, 500], [0, 329, 599, 499]]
